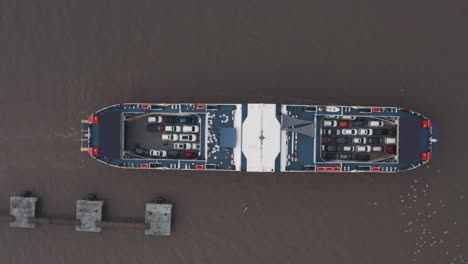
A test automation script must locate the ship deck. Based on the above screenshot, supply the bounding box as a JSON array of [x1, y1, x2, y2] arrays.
[[123, 113, 206, 159], [85, 103, 435, 172]]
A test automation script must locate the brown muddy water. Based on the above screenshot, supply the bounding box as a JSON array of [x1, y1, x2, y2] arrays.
[[0, 0, 467, 263]]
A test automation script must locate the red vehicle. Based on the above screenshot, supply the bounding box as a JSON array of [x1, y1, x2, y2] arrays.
[[339, 121, 351, 127], [184, 152, 198, 159], [387, 145, 397, 154], [147, 123, 165, 132], [321, 137, 335, 143]]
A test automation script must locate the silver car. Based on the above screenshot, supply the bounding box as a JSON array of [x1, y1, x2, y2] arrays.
[[356, 145, 371, 152], [368, 121, 384, 127], [352, 137, 367, 144], [323, 120, 338, 127], [358, 128, 373, 136], [165, 125, 181, 132], [162, 134, 178, 141], [149, 150, 167, 157], [148, 116, 162, 123], [342, 129, 357, 135], [174, 143, 192, 150]]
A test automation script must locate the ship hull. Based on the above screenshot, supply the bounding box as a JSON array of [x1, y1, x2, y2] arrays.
[[81, 103, 437, 173]]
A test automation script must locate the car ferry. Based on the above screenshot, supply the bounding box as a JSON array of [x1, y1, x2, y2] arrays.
[[81, 103, 438, 173]]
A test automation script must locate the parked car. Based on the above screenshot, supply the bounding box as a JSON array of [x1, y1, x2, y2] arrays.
[[385, 137, 396, 144], [372, 146, 384, 152], [135, 145, 149, 156], [352, 120, 366, 126], [162, 134, 179, 141], [182, 125, 199, 133], [179, 116, 198, 123], [339, 120, 351, 127], [325, 106, 340, 112], [342, 129, 357, 135], [323, 145, 338, 152], [174, 143, 192, 150], [335, 137, 349, 144], [184, 152, 198, 159], [338, 154, 354, 160], [149, 150, 167, 157], [387, 145, 397, 154], [323, 153, 338, 160], [340, 146, 354, 152], [179, 134, 197, 142], [323, 120, 338, 127], [147, 123, 164, 132], [164, 116, 179, 123], [358, 128, 373, 135], [148, 116, 162, 123], [192, 143, 201, 150], [342, 116, 356, 120], [322, 129, 340, 135], [373, 128, 388, 135], [352, 137, 367, 144], [165, 125, 181, 132], [368, 121, 384, 127], [167, 150, 184, 158], [368, 137, 384, 144], [356, 145, 371, 152], [355, 154, 370, 161], [321, 137, 334, 143]]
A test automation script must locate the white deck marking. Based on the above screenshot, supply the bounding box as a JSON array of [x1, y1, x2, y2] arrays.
[[242, 104, 281, 172]]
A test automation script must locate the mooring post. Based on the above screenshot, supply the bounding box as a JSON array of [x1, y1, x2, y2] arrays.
[[75, 194, 104, 232], [145, 197, 172, 236], [9, 195, 38, 229]]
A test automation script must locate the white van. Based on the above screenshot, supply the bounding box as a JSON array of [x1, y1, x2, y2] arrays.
[[385, 137, 396, 144]]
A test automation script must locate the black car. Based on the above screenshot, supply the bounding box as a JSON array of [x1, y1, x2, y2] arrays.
[[167, 150, 184, 158], [164, 116, 179, 123], [324, 145, 338, 152], [367, 137, 384, 144], [338, 154, 354, 160], [388, 129, 397, 136], [323, 153, 338, 160], [355, 154, 370, 161], [352, 120, 366, 126], [146, 123, 164, 132], [135, 145, 149, 156], [373, 129, 388, 135], [322, 129, 339, 135], [335, 137, 349, 144]]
